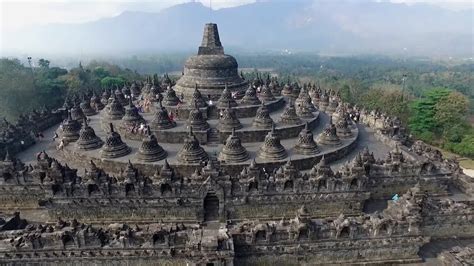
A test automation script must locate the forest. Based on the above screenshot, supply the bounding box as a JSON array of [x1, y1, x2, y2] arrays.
[[0, 54, 472, 158]]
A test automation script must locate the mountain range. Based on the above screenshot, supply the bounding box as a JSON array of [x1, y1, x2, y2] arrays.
[[2, 0, 473, 57]]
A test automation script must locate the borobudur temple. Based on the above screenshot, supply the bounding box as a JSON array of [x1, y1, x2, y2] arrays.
[[0, 23, 472, 266]]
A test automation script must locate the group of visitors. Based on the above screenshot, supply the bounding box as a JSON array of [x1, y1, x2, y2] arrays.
[[349, 111, 361, 123], [128, 123, 149, 135], [139, 98, 152, 113]]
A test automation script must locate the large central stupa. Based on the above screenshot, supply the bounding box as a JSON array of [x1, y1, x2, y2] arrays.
[[174, 23, 248, 100]]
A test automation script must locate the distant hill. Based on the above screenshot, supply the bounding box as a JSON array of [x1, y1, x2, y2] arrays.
[[3, 0, 473, 57]]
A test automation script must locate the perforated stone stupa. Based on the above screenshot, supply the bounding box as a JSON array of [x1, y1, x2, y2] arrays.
[[75, 118, 103, 150], [137, 127, 167, 162], [174, 23, 248, 99], [100, 123, 131, 159], [257, 124, 288, 161]]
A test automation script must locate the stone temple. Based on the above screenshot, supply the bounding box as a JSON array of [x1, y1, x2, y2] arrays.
[[174, 23, 248, 100], [0, 23, 472, 265]]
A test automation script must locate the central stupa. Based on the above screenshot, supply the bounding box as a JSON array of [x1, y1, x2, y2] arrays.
[[174, 23, 248, 100]]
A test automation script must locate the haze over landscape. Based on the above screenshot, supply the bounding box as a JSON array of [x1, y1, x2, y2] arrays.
[[2, 0, 473, 58]]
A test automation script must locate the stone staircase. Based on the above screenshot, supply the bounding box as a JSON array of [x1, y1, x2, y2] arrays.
[[207, 128, 220, 145]]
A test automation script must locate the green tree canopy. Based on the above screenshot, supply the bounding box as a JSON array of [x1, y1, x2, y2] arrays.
[[100, 76, 126, 89]]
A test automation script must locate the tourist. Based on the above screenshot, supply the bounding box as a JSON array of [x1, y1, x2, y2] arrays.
[[57, 140, 65, 150], [53, 133, 59, 141], [392, 194, 400, 201]]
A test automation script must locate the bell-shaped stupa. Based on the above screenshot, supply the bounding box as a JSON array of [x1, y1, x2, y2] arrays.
[[189, 84, 208, 108], [187, 101, 210, 131], [218, 128, 249, 163], [252, 102, 274, 129], [176, 127, 209, 164], [240, 84, 261, 105], [75, 118, 103, 150], [61, 110, 81, 142], [174, 23, 248, 100], [217, 103, 242, 131], [279, 102, 302, 125], [150, 102, 176, 130], [257, 124, 287, 161], [294, 123, 320, 155], [100, 123, 131, 159], [137, 127, 167, 162], [318, 116, 342, 146]]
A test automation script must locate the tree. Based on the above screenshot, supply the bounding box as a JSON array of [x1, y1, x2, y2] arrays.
[[339, 84, 353, 103], [434, 91, 469, 131], [409, 88, 451, 139], [38, 59, 50, 68], [100, 76, 126, 89], [0, 58, 68, 119], [359, 87, 412, 123], [92, 67, 110, 79]]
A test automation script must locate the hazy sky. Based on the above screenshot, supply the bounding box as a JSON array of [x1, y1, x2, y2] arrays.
[[1, 0, 472, 32]]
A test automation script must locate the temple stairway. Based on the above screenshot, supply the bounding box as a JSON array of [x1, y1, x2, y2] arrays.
[[207, 128, 220, 145]]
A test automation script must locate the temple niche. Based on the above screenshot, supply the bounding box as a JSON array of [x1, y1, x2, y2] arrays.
[[0, 22, 472, 266]]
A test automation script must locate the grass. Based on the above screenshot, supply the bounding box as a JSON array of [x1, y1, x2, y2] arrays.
[[459, 159, 474, 170], [439, 148, 474, 170]]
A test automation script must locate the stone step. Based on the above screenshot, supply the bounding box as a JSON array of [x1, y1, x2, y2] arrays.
[[207, 128, 220, 143]]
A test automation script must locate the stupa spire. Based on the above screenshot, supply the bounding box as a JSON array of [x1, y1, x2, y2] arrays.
[[199, 23, 224, 55]]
